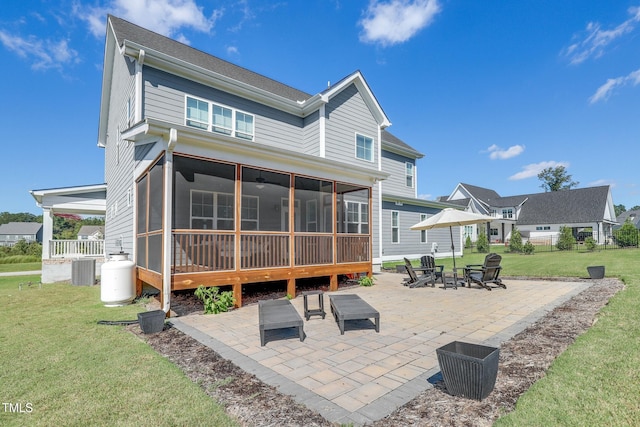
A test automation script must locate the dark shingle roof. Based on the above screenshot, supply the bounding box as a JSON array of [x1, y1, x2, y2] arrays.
[[459, 183, 501, 204], [516, 186, 610, 225], [381, 130, 423, 158], [109, 15, 312, 103], [615, 209, 640, 228], [0, 222, 42, 235]]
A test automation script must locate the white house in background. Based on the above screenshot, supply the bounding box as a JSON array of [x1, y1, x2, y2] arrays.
[[78, 225, 105, 240], [441, 183, 617, 244]]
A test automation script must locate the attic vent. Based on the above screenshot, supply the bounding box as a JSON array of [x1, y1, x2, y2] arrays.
[[395, 202, 403, 206]]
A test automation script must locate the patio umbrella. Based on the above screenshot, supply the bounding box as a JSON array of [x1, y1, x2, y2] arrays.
[[410, 208, 494, 270]]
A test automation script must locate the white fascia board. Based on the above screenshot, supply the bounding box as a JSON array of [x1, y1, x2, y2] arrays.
[[320, 71, 391, 128], [122, 42, 308, 117], [97, 22, 118, 148], [135, 118, 389, 184]]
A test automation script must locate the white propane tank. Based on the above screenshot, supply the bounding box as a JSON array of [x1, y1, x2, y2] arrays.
[[101, 252, 135, 307]]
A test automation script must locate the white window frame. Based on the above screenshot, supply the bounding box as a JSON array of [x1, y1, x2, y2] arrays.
[[185, 95, 255, 141], [420, 214, 427, 243], [391, 211, 400, 244], [306, 199, 317, 232], [241, 195, 259, 230], [345, 201, 369, 234], [502, 208, 513, 219], [406, 162, 415, 188], [190, 190, 235, 230], [355, 133, 374, 162]]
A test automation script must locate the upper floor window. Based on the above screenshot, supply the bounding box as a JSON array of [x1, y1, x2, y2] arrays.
[[355, 134, 374, 162], [405, 162, 414, 188], [186, 96, 255, 141], [502, 208, 513, 219]]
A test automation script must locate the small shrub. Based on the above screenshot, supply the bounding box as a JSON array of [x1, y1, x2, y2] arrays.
[[194, 285, 235, 314], [509, 228, 523, 253], [476, 229, 489, 253], [465, 235, 472, 249], [584, 236, 597, 251], [358, 275, 375, 287], [557, 226, 576, 251], [523, 241, 535, 255], [286, 293, 293, 300]]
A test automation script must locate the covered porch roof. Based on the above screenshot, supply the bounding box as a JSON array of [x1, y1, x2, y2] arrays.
[[30, 184, 107, 215]]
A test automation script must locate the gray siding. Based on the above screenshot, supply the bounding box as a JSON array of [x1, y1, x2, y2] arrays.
[[302, 110, 320, 156], [104, 53, 136, 256], [381, 202, 458, 259], [381, 150, 416, 198], [143, 67, 306, 151], [324, 84, 379, 168]]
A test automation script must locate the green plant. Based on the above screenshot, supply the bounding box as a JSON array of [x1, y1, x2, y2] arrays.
[[465, 235, 472, 249], [194, 285, 236, 314], [476, 228, 490, 253], [584, 236, 597, 251], [556, 226, 576, 250], [358, 275, 375, 287], [286, 293, 293, 300], [523, 241, 535, 255], [613, 219, 639, 247], [509, 228, 523, 253]]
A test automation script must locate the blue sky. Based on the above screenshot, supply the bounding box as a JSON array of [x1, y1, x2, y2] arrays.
[[1, 0, 639, 215]]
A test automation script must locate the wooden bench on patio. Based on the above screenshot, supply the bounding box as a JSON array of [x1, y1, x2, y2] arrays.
[[329, 294, 380, 335], [258, 299, 305, 346]]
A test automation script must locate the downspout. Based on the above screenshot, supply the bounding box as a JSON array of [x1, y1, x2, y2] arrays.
[[134, 49, 145, 123], [161, 128, 177, 314]]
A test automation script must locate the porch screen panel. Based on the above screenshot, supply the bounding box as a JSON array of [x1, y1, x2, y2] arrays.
[[336, 183, 371, 263], [294, 177, 333, 233], [137, 175, 148, 234], [172, 155, 236, 231], [241, 167, 290, 232], [148, 159, 164, 231]]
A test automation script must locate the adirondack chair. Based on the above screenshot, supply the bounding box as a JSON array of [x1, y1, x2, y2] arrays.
[[463, 253, 506, 291], [403, 258, 436, 288], [420, 255, 445, 285]]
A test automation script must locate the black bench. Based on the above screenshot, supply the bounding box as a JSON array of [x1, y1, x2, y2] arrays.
[[329, 294, 380, 335], [258, 299, 304, 346]]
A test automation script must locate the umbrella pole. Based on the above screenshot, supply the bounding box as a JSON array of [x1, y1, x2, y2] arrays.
[[449, 226, 456, 270]]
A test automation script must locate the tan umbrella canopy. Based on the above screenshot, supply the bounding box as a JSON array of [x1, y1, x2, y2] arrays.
[[410, 208, 494, 270]]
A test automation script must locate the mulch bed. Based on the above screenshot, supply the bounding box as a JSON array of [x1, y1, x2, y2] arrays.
[[130, 277, 623, 426]]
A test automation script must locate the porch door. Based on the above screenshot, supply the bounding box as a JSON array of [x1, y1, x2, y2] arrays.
[[281, 198, 300, 231]]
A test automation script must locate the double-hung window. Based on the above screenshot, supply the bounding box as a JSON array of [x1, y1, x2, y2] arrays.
[[355, 134, 374, 162], [420, 214, 427, 243], [405, 162, 414, 188], [186, 96, 255, 141], [391, 211, 400, 243], [346, 202, 369, 234]]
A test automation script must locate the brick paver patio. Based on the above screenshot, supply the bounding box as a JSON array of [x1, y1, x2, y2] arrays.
[[171, 272, 590, 426]]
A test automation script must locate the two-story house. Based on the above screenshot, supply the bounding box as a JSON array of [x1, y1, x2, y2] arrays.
[[0, 222, 43, 247], [94, 15, 455, 310]]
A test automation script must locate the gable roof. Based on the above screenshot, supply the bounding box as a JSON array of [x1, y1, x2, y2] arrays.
[[109, 15, 311, 103], [78, 225, 105, 236], [615, 209, 640, 228], [0, 222, 42, 235], [100, 15, 396, 146], [457, 183, 501, 204], [515, 186, 612, 225]]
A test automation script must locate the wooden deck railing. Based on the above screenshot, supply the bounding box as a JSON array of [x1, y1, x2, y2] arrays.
[[172, 232, 370, 272], [337, 235, 370, 263], [49, 240, 105, 258], [295, 234, 333, 265]]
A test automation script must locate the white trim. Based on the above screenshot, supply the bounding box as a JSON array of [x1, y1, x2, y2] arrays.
[[134, 50, 144, 123], [391, 210, 400, 244], [405, 162, 415, 189], [420, 213, 428, 243], [319, 104, 326, 157], [184, 94, 255, 141]]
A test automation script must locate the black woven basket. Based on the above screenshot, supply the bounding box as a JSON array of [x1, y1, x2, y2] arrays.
[[436, 341, 499, 400]]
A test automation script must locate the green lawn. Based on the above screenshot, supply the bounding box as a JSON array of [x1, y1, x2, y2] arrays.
[[2, 248, 639, 426], [0, 262, 41, 273], [0, 274, 237, 427]]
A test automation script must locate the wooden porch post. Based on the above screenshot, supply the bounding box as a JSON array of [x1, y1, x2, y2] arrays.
[[287, 278, 296, 298], [233, 284, 242, 308]]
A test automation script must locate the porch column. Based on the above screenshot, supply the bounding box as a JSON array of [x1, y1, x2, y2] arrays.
[[161, 130, 177, 314], [42, 208, 54, 260]]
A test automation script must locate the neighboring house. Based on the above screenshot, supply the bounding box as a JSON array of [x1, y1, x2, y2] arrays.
[[78, 226, 105, 240], [0, 222, 43, 247], [614, 210, 640, 229], [442, 183, 617, 244], [91, 15, 453, 310]]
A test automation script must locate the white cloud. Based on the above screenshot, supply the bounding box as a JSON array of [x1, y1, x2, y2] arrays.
[[563, 6, 640, 65], [77, 0, 222, 40], [226, 45, 239, 55], [588, 179, 616, 188], [0, 30, 79, 70], [417, 193, 432, 200], [589, 67, 640, 103], [509, 161, 569, 181], [487, 144, 525, 160], [359, 0, 441, 46]]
